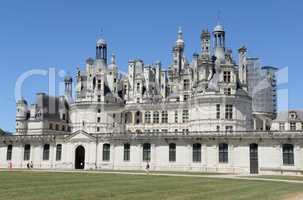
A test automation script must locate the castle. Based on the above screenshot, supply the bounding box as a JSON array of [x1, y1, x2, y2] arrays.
[[1, 24, 302, 175]]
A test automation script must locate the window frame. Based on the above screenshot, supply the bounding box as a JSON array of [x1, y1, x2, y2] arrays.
[[192, 143, 201, 162], [102, 143, 111, 161], [219, 143, 228, 163]]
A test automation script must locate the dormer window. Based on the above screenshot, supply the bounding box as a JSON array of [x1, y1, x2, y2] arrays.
[[289, 111, 297, 120]]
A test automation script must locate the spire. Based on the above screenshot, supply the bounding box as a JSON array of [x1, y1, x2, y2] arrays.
[[175, 27, 184, 48], [111, 53, 116, 65]]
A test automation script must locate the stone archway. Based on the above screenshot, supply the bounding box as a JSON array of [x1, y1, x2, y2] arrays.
[[75, 145, 85, 169]]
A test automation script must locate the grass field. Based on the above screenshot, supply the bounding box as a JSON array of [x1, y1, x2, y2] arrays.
[[0, 171, 302, 200]]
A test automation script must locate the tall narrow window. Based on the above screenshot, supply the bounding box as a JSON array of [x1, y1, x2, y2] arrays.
[[279, 123, 285, 131], [223, 71, 231, 83], [225, 126, 233, 133], [283, 144, 294, 165], [24, 144, 31, 161], [6, 145, 12, 161], [290, 122, 296, 131], [225, 104, 233, 120], [102, 144, 110, 161], [124, 143, 130, 161], [183, 79, 190, 90], [56, 144, 62, 161], [153, 111, 159, 124], [182, 110, 189, 123], [193, 143, 201, 162], [219, 143, 228, 163], [216, 104, 220, 119], [174, 111, 178, 123], [145, 111, 151, 124], [43, 144, 50, 161], [169, 143, 176, 162], [161, 111, 168, 123], [143, 143, 151, 161]]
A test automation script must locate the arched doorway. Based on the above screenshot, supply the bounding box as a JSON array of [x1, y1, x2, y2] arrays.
[[75, 145, 85, 169], [249, 143, 258, 174]]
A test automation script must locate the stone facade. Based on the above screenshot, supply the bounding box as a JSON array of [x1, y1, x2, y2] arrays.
[[1, 24, 302, 175]]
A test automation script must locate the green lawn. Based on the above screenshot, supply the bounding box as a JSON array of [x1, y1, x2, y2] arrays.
[[257, 175, 303, 181], [0, 171, 302, 200]]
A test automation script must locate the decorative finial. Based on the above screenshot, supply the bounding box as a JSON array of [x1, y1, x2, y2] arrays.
[[178, 26, 183, 40], [111, 53, 116, 64], [217, 10, 221, 25]]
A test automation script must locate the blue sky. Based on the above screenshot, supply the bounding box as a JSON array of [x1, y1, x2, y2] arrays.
[[0, 0, 302, 132]]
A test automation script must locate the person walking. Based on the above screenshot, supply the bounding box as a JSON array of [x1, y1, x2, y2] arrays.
[[145, 162, 150, 175]]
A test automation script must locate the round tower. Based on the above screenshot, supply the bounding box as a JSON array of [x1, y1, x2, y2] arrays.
[[200, 29, 210, 56], [213, 24, 225, 61], [16, 98, 28, 134], [96, 38, 107, 64]]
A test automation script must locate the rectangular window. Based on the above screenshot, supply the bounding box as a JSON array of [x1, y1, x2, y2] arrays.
[[225, 104, 233, 120], [24, 144, 31, 161], [97, 95, 101, 102], [219, 143, 228, 163], [183, 79, 190, 90], [97, 117, 101, 123], [224, 88, 231, 95], [153, 111, 159, 124], [184, 94, 189, 102], [143, 143, 151, 161], [169, 143, 176, 162], [102, 144, 110, 161], [193, 143, 201, 162], [161, 111, 168, 123], [49, 123, 53, 130], [123, 143, 130, 161], [279, 123, 285, 131], [6, 145, 12, 161], [290, 122, 296, 131], [174, 111, 178, 123], [216, 125, 220, 132], [283, 144, 294, 165], [225, 126, 233, 133], [97, 127, 100, 132], [216, 104, 220, 119], [182, 110, 189, 123], [223, 71, 231, 83], [43, 144, 50, 161], [56, 144, 62, 161], [145, 112, 151, 124]]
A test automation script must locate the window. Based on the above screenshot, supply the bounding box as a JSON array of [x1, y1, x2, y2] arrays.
[[216, 104, 220, 119], [102, 144, 110, 161], [61, 125, 65, 131], [98, 109, 101, 113], [216, 125, 220, 132], [143, 143, 151, 161], [56, 144, 62, 161], [136, 83, 140, 92], [24, 144, 31, 161], [224, 88, 231, 95], [225, 104, 233, 120], [55, 124, 59, 131], [169, 143, 176, 162], [6, 145, 12, 161], [62, 113, 66, 120], [174, 111, 178, 123], [161, 111, 168, 123], [219, 143, 228, 163], [225, 126, 233, 133], [279, 123, 285, 131], [97, 127, 100, 132], [43, 144, 50, 160], [49, 123, 53, 130], [145, 111, 151, 124], [124, 143, 130, 161], [290, 122, 296, 131], [183, 79, 190, 90], [182, 110, 189, 123], [184, 94, 189, 102], [193, 143, 201, 162], [283, 144, 294, 165], [97, 117, 101, 123], [153, 111, 159, 124], [98, 95, 101, 102], [223, 71, 231, 83]]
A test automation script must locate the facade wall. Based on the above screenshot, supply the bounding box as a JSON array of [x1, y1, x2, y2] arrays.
[[1, 136, 302, 175]]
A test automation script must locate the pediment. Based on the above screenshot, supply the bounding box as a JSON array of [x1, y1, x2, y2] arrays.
[[65, 130, 96, 142]]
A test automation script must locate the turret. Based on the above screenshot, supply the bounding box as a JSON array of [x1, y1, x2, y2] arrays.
[[172, 27, 185, 76], [16, 98, 28, 134], [213, 24, 225, 61], [238, 46, 247, 89], [200, 30, 210, 56], [96, 38, 107, 64], [64, 75, 73, 103]]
